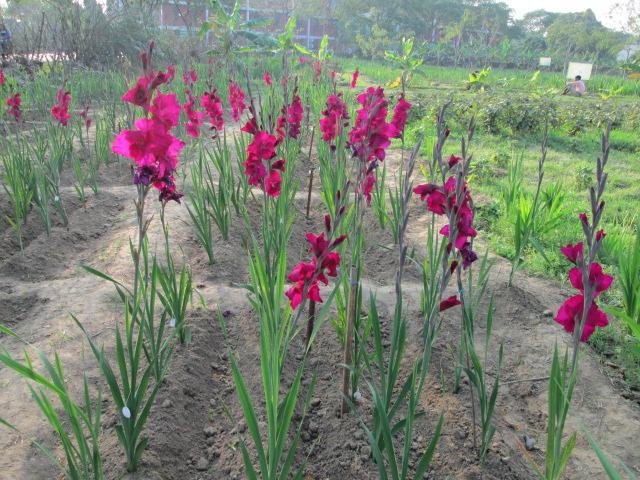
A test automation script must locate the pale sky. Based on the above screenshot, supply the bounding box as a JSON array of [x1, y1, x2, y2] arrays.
[[504, 0, 623, 30]]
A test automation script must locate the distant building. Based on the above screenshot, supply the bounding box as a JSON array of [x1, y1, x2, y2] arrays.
[[617, 44, 640, 63], [155, 0, 336, 50]]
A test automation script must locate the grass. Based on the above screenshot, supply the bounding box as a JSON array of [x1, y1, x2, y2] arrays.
[[341, 57, 640, 96]]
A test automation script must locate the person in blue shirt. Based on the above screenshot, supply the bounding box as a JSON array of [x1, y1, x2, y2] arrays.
[[0, 23, 12, 62]]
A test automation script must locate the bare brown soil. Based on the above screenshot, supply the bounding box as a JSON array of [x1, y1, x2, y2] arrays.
[[1, 148, 639, 480]]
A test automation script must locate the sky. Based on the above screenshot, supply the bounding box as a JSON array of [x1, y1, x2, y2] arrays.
[[504, 0, 624, 30]]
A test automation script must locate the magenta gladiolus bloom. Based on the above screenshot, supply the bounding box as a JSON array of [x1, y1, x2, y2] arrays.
[[182, 69, 197, 87], [201, 90, 224, 132], [560, 242, 583, 264], [277, 94, 304, 140], [0, 69, 5, 86], [568, 263, 613, 296], [555, 295, 608, 342], [285, 229, 343, 309], [240, 117, 259, 135], [122, 64, 174, 114], [264, 170, 282, 197], [183, 91, 204, 138], [319, 93, 349, 144], [440, 295, 461, 311], [351, 69, 359, 88], [228, 81, 247, 122], [79, 106, 92, 130], [149, 93, 181, 129], [6, 93, 21, 122], [263, 71, 272, 86], [390, 96, 411, 138], [242, 128, 284, 197], [414, 174, 477, 267], [349, 87, 396, 163]]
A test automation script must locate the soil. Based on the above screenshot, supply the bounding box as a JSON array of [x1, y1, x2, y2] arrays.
[[1, 142, 639, 480]]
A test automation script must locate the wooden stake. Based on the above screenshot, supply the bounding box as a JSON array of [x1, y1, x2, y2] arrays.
[[305, 300, 316, 348]]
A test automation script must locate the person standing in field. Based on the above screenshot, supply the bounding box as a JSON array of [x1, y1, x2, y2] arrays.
[[563, 75, 586, 96], [0, 23, 12, 63]]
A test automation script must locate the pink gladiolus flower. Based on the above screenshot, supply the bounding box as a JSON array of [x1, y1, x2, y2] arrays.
[[6, 93, 21, 122], [264, 169, 282, 197], [263, 71, 272, 86], [51, 89, 72, 126], [560, 242, 583, 264], [278, 94, 304, 139], [306, 232, 330, 257], [182, 69, 198, 87], [122, 65, 174, 114], [183, 91, 204, 138], [361, 172, 376, 206], [349, 87, 396, 163], [228, 81, 247, 122], [285, 229, 343, 310], [122, 76, 151, 110], [440, 295, 461, 311], [0, 69, 4, 86], [448, 154, 461, 168], [414, 175, 477, 266], [390, 96, 411, 138], [79, 106, 92, 131], [150, 93, 181, 129], [555, 295, 608, 342], [241, 117, 259, 135], [351, 69, 359, 88], [201, 90, 224, 131], [243, 130, 283, 196], [568, 263, 613, 296], [319, 93, 349, 144]]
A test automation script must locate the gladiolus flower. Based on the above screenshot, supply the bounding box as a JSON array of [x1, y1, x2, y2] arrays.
[[263, 71, 272, 86], [201, 90, 224, 131], [319, 93, 349, 144], [150, 93, 181, 129], [285, 228, 343, 310], [414, 174, 477, 266], [448, 155, 461, 168], [243, 130, 283, 196], [79, 106, 92, 130], [241, 117, 259, 135], [555, 294, 608, 342], [351, 69, 359, 88], [0, 69, 5, 86], [51, 89, 72, 126], [560, 242, 583, 264], [183, 90, 204, 138], [277, 94, 304, 140], [122, 64, 174, 113], [390, 96, 411, 138], [568, 263, 613, 296], [264, 169, 282, 197], [6, 93, 21, 122], [440, 295, 461, 311], [182, 69, 197, 87], [228, 81, 247, 122], [349, 87, 397, 163]]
